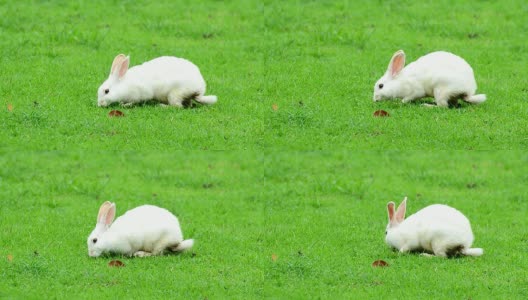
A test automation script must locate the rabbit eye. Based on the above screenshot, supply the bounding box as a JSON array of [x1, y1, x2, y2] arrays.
[[378, 83, 384, 89], [104, 89, 109, 94], [92, 238, 98, 243]]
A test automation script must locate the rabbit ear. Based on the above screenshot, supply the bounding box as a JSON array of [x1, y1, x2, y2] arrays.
[[387, 202, 395, 222], [97, 201, 116, 226], [111, 54, 126, 74], [388, 50, 405, 78], [394, 196, 407, 223], [97, 201, 112, 223], [116, 56, 130, 79], [104, 203, 116, 226]]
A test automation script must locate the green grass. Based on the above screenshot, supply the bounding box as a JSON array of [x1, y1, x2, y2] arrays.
[[1, 151, 527, 298], [1, 0, 527, 149], [1, 0, 528, 299]]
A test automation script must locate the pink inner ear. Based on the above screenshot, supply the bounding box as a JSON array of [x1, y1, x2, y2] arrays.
[[111, 55, 125, 74], [97, 202, 111, 223], [395, 200, 406, 222], [387, 202, 395, 221], [105, 205, 116, 225], [118, 58, 129, 79], [391, 54, 405, 77]]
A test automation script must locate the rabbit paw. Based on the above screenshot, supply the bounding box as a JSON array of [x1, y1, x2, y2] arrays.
[[121, 102, 135, 108], [134, 251, 153, 257], [422, 103, 437, 107]]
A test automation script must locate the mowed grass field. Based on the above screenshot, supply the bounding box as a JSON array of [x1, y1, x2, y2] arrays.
[[0, 0, 527, 149], [1, 152, 527, 298], [1, 0, 528, 299]]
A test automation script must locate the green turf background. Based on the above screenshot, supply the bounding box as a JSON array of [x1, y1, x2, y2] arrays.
[[1, 0, 527, 299]]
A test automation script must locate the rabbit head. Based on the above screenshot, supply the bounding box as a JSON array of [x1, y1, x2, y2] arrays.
[[87, 201, 116, 257], [373, 50, 406, 102], [97, 54, 130, 107]]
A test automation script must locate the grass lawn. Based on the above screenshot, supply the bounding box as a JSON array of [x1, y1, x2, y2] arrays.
[[0, 0, 527, 149], [1, 0, 527, 299], [1, 151, 527, 298]]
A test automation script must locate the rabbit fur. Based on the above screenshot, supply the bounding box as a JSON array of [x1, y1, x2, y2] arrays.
[[87, 201, 194, 257], [97, 54, 217, 108], [385, 197, 483, 257], [373, 50, 486, 107]]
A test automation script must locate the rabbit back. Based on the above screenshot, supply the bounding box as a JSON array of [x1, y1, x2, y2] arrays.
[[126, 56, 207, 98], [395, 204, 474, 253], [404, 51, 477, 96], [106, 205, 185, 254]]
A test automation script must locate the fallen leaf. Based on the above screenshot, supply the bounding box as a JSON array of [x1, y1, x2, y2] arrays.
[[7, 103, 13, 112], [108, 110, 124, 117], [373, 110, 389, 117], [372, 260, 389, 267], [272, 104, 278, 111], [108, 260, 125, 267], [7, 254, 13, 262], [271, 254, 278, 262]]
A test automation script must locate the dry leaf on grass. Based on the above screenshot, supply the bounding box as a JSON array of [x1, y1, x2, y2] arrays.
[[272, 104, 278, 111], [372, 260, 389, 267], [108, 260, 125, 267], [7, 254, 13, 262], [373, 110, 389, 117], [108, 110, 125, 117], [271, 254, 278, 262], [7, 104, 13, 112]]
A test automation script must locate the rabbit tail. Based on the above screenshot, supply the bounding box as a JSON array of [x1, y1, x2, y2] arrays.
[[170, 239, 194, 252], [195, 95, 217, 105], [464, 94, 486, 104], [462, 248, 484, 256]]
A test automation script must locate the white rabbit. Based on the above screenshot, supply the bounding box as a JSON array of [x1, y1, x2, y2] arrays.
[[87, 201, 194, 257], [385, 197, 483, 257], [373, 50, 486, 107], [97, 54, 217, 107]]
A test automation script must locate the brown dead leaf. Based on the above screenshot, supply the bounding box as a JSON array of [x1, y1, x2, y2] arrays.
[[373, 110, 389, 117], [272, 104, 278, 111], [372, 260, 389, 267], [108, 110, 124, 117], [108, 260, 125, 267], [7, 254, 13, 262], [271, 254, 278, 262], [7, 104, 13, 112]]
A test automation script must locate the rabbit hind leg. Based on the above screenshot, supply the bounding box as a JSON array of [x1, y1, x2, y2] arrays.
[[167, 89, 186, 107], [168, 89, 199, 108], [433, 88, 450, 107]]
